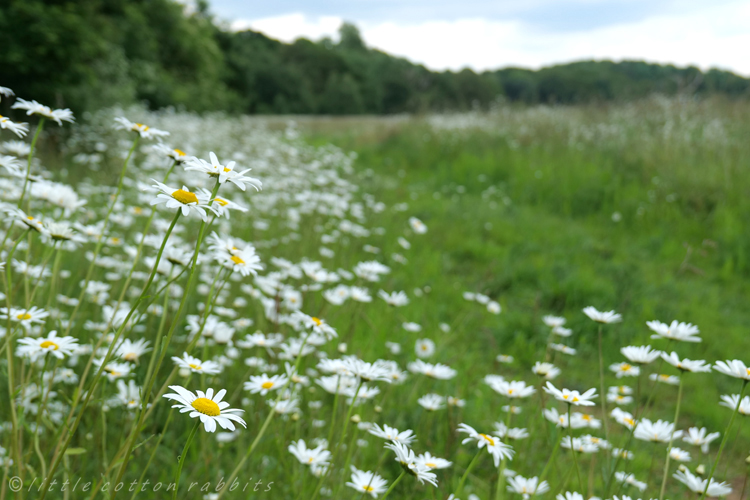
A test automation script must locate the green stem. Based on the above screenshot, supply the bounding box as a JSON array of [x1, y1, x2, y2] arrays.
[[699, 380, 749, 500], [658, 376, 684, 500], [17, 117, 45, 209], [173, 421, 200, 500], [568, 404, 584, 492], [456, 448, 483, 497], [381, 470, 406, 500]]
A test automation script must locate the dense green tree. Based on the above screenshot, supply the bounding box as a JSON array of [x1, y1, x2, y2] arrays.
[[0, 0, 748, 116]]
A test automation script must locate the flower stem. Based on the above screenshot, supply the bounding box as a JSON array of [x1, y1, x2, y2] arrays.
[[658, 376, 684, 500], [456, 448, 483, 497], [568, 404, 584, 492], [699, 379, 749, 500], [17, 117, 45, 209], [173, 421, 200, 500], [381, 470, 406, 500]]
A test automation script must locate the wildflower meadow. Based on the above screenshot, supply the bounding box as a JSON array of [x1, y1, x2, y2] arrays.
[[1, 85, 750, 500]]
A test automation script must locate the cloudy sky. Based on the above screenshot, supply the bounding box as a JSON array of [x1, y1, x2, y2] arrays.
[[211, 0, 750, 75]]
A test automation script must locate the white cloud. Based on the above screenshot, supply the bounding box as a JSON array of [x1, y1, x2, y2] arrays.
[[232, 1, 750, 75]]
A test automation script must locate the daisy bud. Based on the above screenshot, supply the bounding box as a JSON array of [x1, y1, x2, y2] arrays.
[[678, 464, 687, 472], [374, 406, 383, 413], [338, 343, 347, 353], [745, 455, 750, 465], [351, 414, 361, 423], [291, 413, 300, 421], [179, 367, 190, 377], [696, 465, 706, 475]]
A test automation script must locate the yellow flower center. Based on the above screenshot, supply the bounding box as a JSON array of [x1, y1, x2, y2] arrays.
[[231, 255, 245, 265], [172, 189, 198, 205], [582, 414, 591, 421], [621, 364, 632, 371], [312, 317, 322, 326], [425, 462, 437, 468], [174, 149, 186, 157], [123, 352, 138, 361], [223, 167, 232, 172], [133, 207, 143, 214], [308, 457, 314, 463], [261, 381, 274, 390], [191, 397, 220, 417], [479, 434, 495, 446], [135, 123, 150, 131], [215, 197, 229, 206], [188, 363, 202, 371], [17, 313, 32, 320], [363, 486, 374, 492], [563, 394, 569, 399], [625, 418, 635, 426], [40, 340, 59, 350]]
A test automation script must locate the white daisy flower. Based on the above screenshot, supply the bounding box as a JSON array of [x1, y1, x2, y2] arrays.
[[184, 152, 262, 191], [506, 475, 549, 499], [171, 352, 221, 375], [543, 382, 597, 406], [345, 466, 388, 498], [244, 373, 288, 396], [16, 331, 79, 361], [646, 320, 701, 342], [150, 180, 215, 221], [163, 386, 246, 432], [582, 306, 622, 324], [114, 117, 169, 139]]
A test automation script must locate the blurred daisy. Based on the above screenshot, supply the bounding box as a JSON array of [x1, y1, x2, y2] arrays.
[[714, 359, 750, 380], [288, 439, 331, 467], [661, 352, 710, 372], [244, 373, 288, 396], [647, 320, 701, 343], [621, 345, 661, 364], [582, 307, 622, 324], [369, 423, 416, 445], [418, 394, 446, 411], [532, 362, 560, 380], [114, 117, 169, 139], [458, 423, 514, 466], [506, 475, 549, 499], [172, 352, 221, 375], [543, 382, 597, 406], [683, 427, 720, 453], [1, 306, 49, 328], [673, 469, 732, 497], [185, 152, 262, 192], [378, 290, 409, 307], [409, 217, 427, 234], [610, 362, 640, 378], [415, 338, 435, 358], [345, 466, 387, 498], [12, 98, 74, 125]]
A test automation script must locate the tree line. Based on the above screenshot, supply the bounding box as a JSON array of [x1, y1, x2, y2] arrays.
[[1, 0, 748, 115]]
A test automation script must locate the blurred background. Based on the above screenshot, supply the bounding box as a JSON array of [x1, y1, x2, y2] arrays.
[[1, 0, 748, 114]]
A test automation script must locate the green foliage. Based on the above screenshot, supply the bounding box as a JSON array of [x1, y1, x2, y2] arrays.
[[1, 1, 748, 115]]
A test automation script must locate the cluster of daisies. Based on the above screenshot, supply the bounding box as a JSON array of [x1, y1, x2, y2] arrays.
[[1, 84, 748, 500]]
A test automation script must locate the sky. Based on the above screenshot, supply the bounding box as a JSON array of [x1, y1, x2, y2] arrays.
[[210, 0, 750, 75]]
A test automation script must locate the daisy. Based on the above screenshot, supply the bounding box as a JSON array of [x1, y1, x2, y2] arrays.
[[532, 362, 561, 379], [718, 394, 750, 415], [488, 380, 536, 399], [542, 315, 566, 328], [634, 419, 682, 443], [408, 360, 457, 379], [416, 451, 452, 470], [368, 423, 417, 445], [288, 439, 331, 467], [1, 306, 49, 328], [110, 380, 142, 410], [493, 422, 530, 440], [620, 345, 661, 364], [16, 331, 79, 361], [713, 359, 750, 380], [171, 352, 221, 375], [506, 475, 549, 499], [497, 354, 514, 363], [673, 469, 732, 497], [150, 180, 215, 221], [415, 338, 435, 358], [458, 423, 515, 466], [610, 362, 640, 378], [12, 98, 74, 125], [561, 436, 598, 453], [220, 244, 263, 277], [610, 408, 636, 429], [198, 189, 248, 219], [669, 447, 691, 461], [582, 306, 622, 324], [385, 441, 438, 486], [543, 382, 597, 406], [345, 466, 388, 498], [0, 115, 28, 137], [552, 326, 573, 337], [650, 373, 680, 385], [294, 312, 338, 340], [114, 117, 169, 139], [244, 373, 288, 396], [0, 86, 14, 101], [116, 338, 151, 362], [661, 352, 711, 372], [612, 448, 634, 460], [683, 427, 720, 453], [556, 493, 583, 500], [185, 152, 262, 191], [163, 386, 246, 432], [418, 394, 446, 411], [550, 343, 576, 355], [647, 320, 701, 342], [614, 472, 647, 492], [409, 216, 427, 234], [378, 290, 409, 307], [573, 413, 602, 429], [402, 321, 422, 332], [153, 143, 191, 163]]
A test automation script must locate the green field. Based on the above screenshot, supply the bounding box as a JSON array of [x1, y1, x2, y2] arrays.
[[1, 97, 750, 500]]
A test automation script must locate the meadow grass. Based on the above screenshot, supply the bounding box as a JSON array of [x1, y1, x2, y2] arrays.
[[0, 96, 749, 500]]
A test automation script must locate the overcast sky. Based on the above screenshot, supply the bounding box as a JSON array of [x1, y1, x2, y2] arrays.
[[210, 0, 750, 75]]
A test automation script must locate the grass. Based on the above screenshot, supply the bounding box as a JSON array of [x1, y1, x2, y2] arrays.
[[1, 96, 750, 500]]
